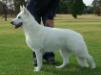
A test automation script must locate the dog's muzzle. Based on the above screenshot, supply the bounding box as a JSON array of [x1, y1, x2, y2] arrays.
[[10, 21, 23, 29]]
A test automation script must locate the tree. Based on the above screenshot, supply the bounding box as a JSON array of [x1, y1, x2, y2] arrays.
[[14, 0, 25, 14], [0, 0, 8, 21], [3, 3, 8, 21], [0, 1, 4, 15], [68, 0, 86, 19], [92, 0, 101, 16], [57, 0, 86, 18], [57, 0, 69, 13]]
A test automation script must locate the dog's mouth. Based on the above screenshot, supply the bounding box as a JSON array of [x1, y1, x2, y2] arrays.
[[11, 21, 23, 29], [14, 22, 23, 29]]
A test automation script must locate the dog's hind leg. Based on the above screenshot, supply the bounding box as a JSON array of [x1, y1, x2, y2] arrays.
[[76, 56, 89, 68], [33, 49, 42, 72], [56, 49, 69, 68], [76, 53, 96, 69], [85, 54, 96, 69]]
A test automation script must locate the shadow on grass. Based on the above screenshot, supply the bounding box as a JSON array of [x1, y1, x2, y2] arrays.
[[43, 64, 101, 75]]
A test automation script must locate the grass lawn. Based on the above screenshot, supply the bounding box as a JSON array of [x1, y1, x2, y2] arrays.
[[0, 15, 101, 75]]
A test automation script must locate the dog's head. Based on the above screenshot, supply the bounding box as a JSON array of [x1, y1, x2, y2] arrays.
[[11, 6, 32, 29]]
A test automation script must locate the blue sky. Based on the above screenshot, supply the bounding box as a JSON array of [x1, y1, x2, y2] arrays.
[[83, 0, 94, 6]]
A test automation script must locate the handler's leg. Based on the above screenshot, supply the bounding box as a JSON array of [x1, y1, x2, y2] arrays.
[[42, 16, 56, 64]]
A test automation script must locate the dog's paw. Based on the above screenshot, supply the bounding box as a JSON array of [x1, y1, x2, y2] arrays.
[[80, 63, 89, 68], [91, 64, 96, 69], [34, 67, 40, 72]]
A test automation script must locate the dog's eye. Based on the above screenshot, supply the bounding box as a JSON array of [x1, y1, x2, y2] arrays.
[[18, 16, 21, 19]]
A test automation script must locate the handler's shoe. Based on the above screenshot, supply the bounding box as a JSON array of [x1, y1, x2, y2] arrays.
[[46, 57, 56, 65], [33, 57, 56, 66], [43, 52, 56, 65], [33, 57, 56, 67], [33, 52, 56, 66]]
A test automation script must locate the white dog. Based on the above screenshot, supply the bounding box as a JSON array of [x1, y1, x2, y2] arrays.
[[11, 6, 96, 72]]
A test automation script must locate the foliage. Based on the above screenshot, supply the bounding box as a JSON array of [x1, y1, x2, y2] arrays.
[[0, 1, 8, 21], [0, 1, 3, 14], [14, 0, 25, 14], [68, 0, 86, 18], [57, 0, 86, 18], [92, 0, 101, 16], [57, 0, 69, 13]]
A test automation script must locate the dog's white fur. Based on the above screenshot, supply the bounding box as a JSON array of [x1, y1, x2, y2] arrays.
[[12, 6, 96, 72]]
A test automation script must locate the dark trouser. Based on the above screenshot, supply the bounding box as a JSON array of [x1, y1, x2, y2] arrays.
[[32, 52, 55, 62]]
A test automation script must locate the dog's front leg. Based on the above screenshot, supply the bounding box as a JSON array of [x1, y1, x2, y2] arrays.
[[33, 49, 42, 72]]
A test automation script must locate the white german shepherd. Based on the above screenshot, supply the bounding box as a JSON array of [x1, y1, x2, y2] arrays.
[[11, 6, 96, 72]]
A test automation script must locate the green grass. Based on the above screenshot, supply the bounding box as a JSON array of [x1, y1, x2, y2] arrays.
[[0, 15, 101, 75]]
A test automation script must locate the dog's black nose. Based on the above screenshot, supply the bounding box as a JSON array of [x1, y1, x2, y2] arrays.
[[10, 21, 14, 25]]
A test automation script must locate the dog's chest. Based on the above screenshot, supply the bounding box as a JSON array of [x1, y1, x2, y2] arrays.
[[25, 33, 43, 49]]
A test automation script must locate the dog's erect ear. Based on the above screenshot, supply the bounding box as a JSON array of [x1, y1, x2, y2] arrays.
[[23, 6, 30, 16], [20, 5, 23, 11]]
